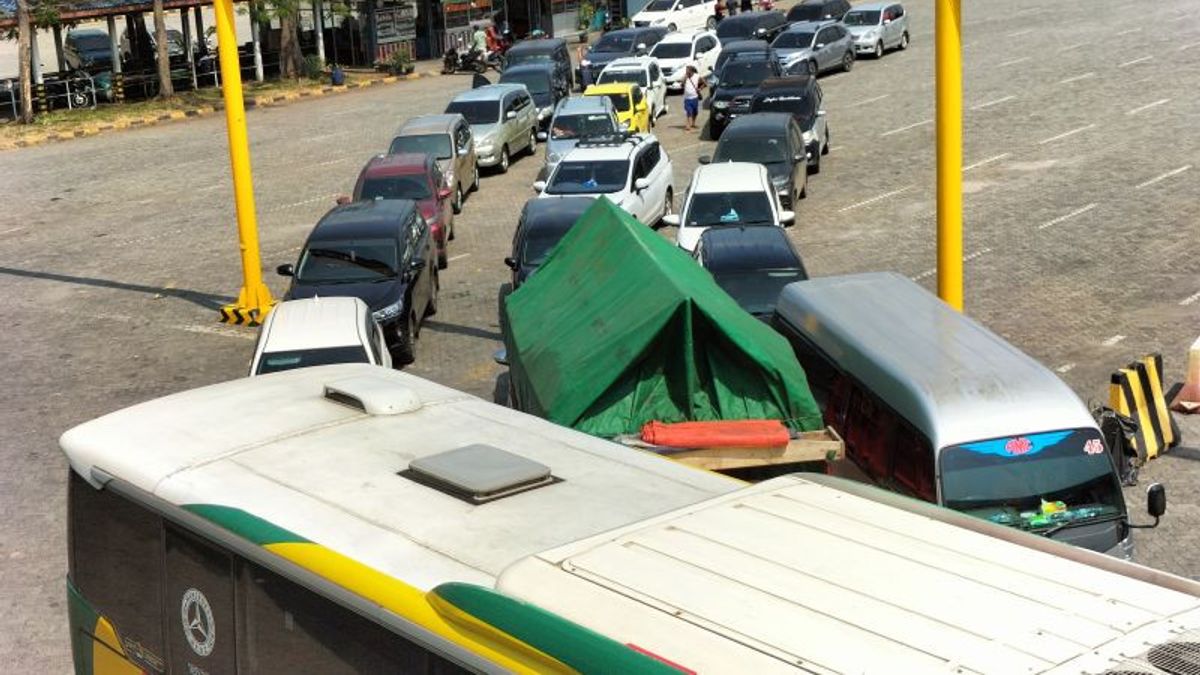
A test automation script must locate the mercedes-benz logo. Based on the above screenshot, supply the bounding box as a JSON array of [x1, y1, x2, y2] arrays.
[[180, 588, 216, 657]]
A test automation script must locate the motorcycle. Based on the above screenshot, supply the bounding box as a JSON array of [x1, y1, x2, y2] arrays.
[[442, 46, 504, 74]]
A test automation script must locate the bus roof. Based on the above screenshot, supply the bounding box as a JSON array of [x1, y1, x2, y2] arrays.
[[502, 473, 1200, 673], [60, 364, 739, 591], [774, 272, 1097, 448]]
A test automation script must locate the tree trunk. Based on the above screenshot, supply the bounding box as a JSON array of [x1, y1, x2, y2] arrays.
[[152, 0, 174, 97], [279, 11, 303, 79], [16, 0, 33, 123]]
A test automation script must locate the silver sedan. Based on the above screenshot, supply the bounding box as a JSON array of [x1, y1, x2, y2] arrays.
[[772, 20, 855, 76]]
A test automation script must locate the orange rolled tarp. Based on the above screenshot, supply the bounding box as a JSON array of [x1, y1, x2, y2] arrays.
[[640, 420, 791, 449]]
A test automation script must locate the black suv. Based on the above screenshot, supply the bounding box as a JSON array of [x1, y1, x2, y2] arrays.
[[579, 27, 669, 87], [500, 63, 571, 129], [715, 11, 789, 44], [504, 38, 575, 91], [277, 199, 438, 364], [707, 51, 782, 138], [786, 0, 852, 23], [693, 225, 808, 320], [504, 197, 594, 289], [707, 112, 808, 208], [750, 76, 829, 173]]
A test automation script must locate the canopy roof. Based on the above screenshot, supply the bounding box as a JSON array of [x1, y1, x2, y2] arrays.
[[502, 197, 822, 437], [0, 0, 215, 30]]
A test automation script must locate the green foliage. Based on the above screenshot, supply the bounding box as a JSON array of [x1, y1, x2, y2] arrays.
[[302, 54, 324, 79], [577, 1, 595, 30], [376, 49, 412, 75]]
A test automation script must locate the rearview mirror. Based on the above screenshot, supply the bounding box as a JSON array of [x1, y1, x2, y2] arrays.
[[815, 43, 825, 49], [883, 18, 892, 24], [537, 131, 548, 141], [410, 258, 426, 271], [698, 155, 712, 165], [506, 110, 517, 119], [1148, 483, 1166, 518], [493, 348, 509, 367], [794, 153, 805, 163], [533, 180, 547, 192], [504, 256, 518, 270], [780, 210, 795, 225], [276, 263, 294, 277], [662, 213, 680, 227], [816, 109, 827, 116], [634, 177, 651, 191], [335, 194, 351, 205]]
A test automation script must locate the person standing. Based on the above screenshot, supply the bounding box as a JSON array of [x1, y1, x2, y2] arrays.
[[682, 64, 704, 132], [739, 0, 753, 12], [713, 0, 725, 23]]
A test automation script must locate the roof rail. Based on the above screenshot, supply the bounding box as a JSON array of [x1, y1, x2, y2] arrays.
[[574, 132, 642, 149]]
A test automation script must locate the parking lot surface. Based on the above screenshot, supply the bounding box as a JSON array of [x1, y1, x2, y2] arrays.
[[3, 0, 1200, 669]]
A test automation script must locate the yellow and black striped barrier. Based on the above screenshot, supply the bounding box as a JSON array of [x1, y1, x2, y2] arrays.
[[219, 304, 266, 327], [1109, 353, 1181, 460]]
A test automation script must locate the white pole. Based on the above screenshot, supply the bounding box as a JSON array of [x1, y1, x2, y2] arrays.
[[182, 7, 198, 88], [314, 0, 326, 63], [31, 26, 43, 84], [107, 16, 122, 75], [251, 15, 264, 81]]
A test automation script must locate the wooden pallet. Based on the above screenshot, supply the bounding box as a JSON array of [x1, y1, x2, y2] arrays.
[[617, 427, 845, 472]]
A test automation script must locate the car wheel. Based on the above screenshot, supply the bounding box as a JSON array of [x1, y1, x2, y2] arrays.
[[498, 146, 510, 173], [452, 185, 463, 215], [799, 171, 808, 199], [525, 128, 537, 156], [822, 126, 831, 155], [426, 268, 440, 315], [809, 151, 821, 175], [667, 23, 677, 32], [706, 16, 717, 30], [807, 59, 818, 76], [471, 164, 480, 191], [842, 50, 854, 72], [899, 32, 910, 50], [396, 314, 417, 365], [874, 41, 884, 59], [657, 188, 674, 228]]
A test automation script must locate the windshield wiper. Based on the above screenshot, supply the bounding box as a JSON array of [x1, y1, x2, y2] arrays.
[[1038, 513, 1125, 538], [307, 248, 395, 275]]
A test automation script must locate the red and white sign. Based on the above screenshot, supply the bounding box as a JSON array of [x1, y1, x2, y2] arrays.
[[1084, 438, 1104, 455], [1004, 437, 1033, 455]]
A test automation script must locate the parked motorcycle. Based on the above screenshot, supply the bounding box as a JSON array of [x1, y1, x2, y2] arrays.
[[443, 46, 505, 74]]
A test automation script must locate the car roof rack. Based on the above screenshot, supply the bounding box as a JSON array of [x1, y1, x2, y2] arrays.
[[574, 132, 643, 149]]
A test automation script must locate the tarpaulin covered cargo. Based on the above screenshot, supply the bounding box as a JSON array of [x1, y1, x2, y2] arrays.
[[502, 197, 822, 437]]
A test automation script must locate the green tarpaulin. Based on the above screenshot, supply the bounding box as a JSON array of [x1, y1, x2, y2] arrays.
[[502, 197, 823, 437]]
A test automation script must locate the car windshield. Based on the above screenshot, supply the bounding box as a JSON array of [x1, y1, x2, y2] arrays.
[[717, 22, 755, 41], [773, 32, 814, 49], [599, 92, 631, 111], [507, 52, 552, 66], [719, 61, 773, 87], [753, 94, 814, 125], [651, 42, 692, 59], [388, 134, 452, 159], [598, 69, 649, 88], [550, 113, 617, 140], [644, 0, 676, 11], [295, 237, 399, 283], [359, 175, 432, 201], [711, 268, 806, 316], [521, 228, 571, 266], [74, 34, 110, 51], [941, 428, 1124, 534], [594, 34, 634, 53], [843, 10, 881, 25], [546, 160, 628, 194], [257, 346, 371, 375], [501, 71, 551, 95], [715, 135, 789, 164], [445, 100, 500, 125], [685, 192, 775, 227]]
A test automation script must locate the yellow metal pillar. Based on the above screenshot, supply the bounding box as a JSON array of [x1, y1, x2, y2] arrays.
[[935, 0, 963, 311], [214, 0, 274, 325]]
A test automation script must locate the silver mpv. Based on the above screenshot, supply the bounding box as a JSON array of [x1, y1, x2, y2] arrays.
[[843, 2, 910, 59]]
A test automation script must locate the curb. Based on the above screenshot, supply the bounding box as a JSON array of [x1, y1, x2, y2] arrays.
[[0, 70, 439, 152]]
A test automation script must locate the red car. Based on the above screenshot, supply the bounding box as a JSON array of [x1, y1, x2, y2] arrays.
[[346, 153, 454, 269]]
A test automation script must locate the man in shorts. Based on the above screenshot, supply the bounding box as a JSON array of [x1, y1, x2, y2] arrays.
[[682, 64, 704, 132]]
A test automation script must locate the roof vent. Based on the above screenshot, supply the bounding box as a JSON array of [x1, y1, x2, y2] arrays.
[[323, 376, 422, 415], [401, 444, 559, 504]]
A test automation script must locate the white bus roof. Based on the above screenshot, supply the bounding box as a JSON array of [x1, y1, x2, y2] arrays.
[[502, 473, 1200, 674], [775, 272, 1097, 448], [60, 364, 739, 590]]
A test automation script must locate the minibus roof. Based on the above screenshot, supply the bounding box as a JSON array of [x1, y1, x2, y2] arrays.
[[774, 272, 1097, 448], [60, 365, 739, 590]]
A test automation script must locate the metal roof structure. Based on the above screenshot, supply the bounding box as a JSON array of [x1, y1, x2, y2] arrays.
[[0, 0, 217, 30]]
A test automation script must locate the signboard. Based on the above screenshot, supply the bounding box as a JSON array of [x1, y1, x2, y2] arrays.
[[375, 2, 417, 43]]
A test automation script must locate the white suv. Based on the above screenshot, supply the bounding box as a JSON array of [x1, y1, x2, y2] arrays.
[[650, 31, 722, 90], [534, 133, 676, 226], [665, 162, 795, 252], [596, 57, 669, 121], [632, 0, 719, 33], [249, 297, 392, 376]]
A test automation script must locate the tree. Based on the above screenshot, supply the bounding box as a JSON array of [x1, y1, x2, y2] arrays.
[[273, 0, 303, 79], [15, 0, 33, 123], [152, 0, 174, 97]]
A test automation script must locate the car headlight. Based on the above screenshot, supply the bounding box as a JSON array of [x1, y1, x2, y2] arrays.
[[713, 100, 729, 109], [802, 130, 816, 144], [477, 141, 494, 154], [772, 175, 789, 187], [373, 300, 403, 323], [547, 152, 562, 164]]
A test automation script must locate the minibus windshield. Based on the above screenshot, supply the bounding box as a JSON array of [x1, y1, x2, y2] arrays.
[[940, 428, 1124, 533]]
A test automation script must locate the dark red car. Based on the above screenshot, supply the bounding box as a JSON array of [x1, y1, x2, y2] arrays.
[[346, 153, 454, 269]]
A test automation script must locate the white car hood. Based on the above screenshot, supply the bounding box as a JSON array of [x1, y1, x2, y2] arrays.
[[632, 9, 671, 23]]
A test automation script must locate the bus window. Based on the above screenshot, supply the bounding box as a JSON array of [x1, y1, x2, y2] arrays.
[[240, 562, 470, 673], [892, 425, 936, 502], [845, 391, 895, 481], [165, 524, 237, 674], [69, 471, 167, 672], [777, 325, 838, 408]]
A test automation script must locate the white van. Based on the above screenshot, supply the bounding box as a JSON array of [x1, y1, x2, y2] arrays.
[[249, 296, 392, 375]]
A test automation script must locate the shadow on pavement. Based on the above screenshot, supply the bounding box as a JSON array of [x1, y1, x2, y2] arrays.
[[0, 266, 231, 310], [423, 319, 502, 342]]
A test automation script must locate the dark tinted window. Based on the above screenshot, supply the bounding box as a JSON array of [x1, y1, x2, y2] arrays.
[[843, 9, 881, 25], [69, 472, 167, 673], [787, 4, 824, 21], [165, 525, 237, 674], [389, 134, 452, 160], [774, 327, 837, 407], [360, 175, 432, 201], [773, 32, 814, 49], [257, 346, 372, 374], [445, 100, 500, 125], [295, 238, 399, 283], [500, 70, 551, 94]]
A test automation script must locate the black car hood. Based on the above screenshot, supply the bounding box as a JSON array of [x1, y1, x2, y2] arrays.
[[585, 50, 629, 68], [765, 161, 790, 182], [712, 83, 762, 102], [288, 279, 405, 313]]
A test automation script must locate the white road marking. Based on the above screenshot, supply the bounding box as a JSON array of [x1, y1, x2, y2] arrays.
[[1055, 363, 1076, 373], [1058, 42, 1087, 52], [314, 157, 349, 166], [963, 247, 992, 263], [850, 94, 890, 107], [0, 226, 25, 235], [909, 248, 992, 282], [839, 186, 911, 212], [198, 183, 224, 192], [1180, 41, 1200, 51], [880, 119, 932, 137], [1102, 335, 1127, 347], [1013, 8, 1037, 16], [448, 253, 472, 262], [1180, 291, 1200, 306], [264, 194, 339, 212], [1136, 165, 1191, 189], [1115, 27, 1142, 36], [1126, 98, 1171, 115], [174, 324, 257, 340], [998, 56, 1031, 67], [964, 153, 1010, 171], [1038, 203, 1097, 230], [1038, 123, 1096, 145], [1008, 28, 1033, 37], [1118, 55, 1153, 67], [1058, 71, 1096, 84], [970, 95, 1016, 110]]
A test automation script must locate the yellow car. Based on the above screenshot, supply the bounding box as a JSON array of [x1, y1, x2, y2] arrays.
[[583, 82, 651, 133]]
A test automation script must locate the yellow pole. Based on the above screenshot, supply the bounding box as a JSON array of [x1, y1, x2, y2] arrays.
[[935, 0, 963, 311], [214, 0, 274, 325]]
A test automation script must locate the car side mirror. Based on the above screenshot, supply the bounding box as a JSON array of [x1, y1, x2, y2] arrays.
[[634, 177, 651, 191], [438, 187, 452, 200], [537, 131, 548, 141], [816, 109, 826, 116], [335, 194, 351, 205], [815, 43, 825, 50], [637, 42, 647, 51], [506, 110, 517, 119], [662, 213, 680, 227], [793, 153, 805, 162], [276, 263, 294, 277], [698, 155, 712, 165], [409, 258, 426, 271], [1148, 483, 1166, 518], [504, 256, 518, 270], [533, 180, 547, 192], [619, 121, 630, 131], [883, 18, 892, 24], [493, 348, 510, 367], [780, 209, 795, 225]]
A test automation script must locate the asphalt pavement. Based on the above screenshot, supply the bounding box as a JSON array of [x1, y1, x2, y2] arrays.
[[2, 0, 1199, 670]]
